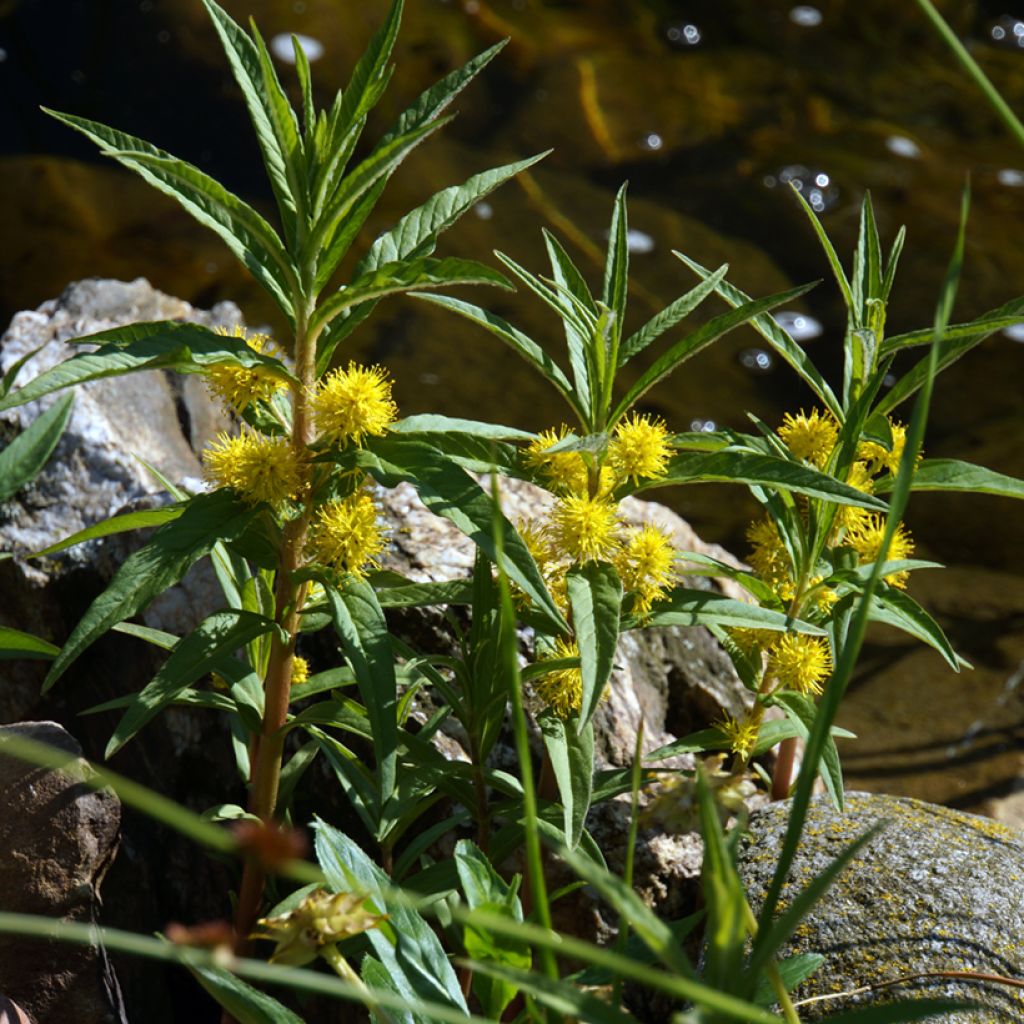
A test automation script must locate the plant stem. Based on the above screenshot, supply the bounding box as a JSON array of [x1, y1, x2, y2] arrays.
[[231, 310, 317, 956], [742, 902, 801, 1024], [321, 945, 400, 1024], [771, 737, 797, 801]]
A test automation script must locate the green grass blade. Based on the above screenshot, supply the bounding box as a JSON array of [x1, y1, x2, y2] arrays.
[[188, 964, 306, 1024], [0, 626, 60, 661], [0, 392, 73, 501]]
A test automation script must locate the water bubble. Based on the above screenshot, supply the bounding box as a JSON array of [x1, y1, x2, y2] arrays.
[[739, 348, 775, 374], [882, 373, 898, 387], [665, 22, 702, 47], [641, 132, 664, 151], [204, 261, 219, 275], [789, 6, 823, 27], [1002, 323, 1024, 342], [690, 418, 717, 432], [70, 69, 86, 83], [773, 310, 823, 341], [988, 15, 1024, 48], [886, 135, 921, 159], [767, 164, 840, 211], [997, 168, 1024, 186], [270, 33, 324, 63], [420, 372, 440, 385], [0, 48, 7, 62], [626, 229, 655, 254], [473, 201, 493, 220], [157, 29, 171, 44]]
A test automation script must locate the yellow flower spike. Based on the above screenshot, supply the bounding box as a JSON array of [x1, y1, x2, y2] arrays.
[[524, 425, 591, 495], [834, 461, 875, 533], [745, 515, 793, 593], [550, 492, 620, 563], [534, 637, 590, 718], [608, 413, 672, 483], [290, 656, 310, 687], [767, 633, 833, 696], [847, 514, 915, 588], [306, 492, 387, 578], [778, 408, 839, 468], [202, 430, 304, 506], [805, 577, 839, 615], [714, 712, 759, 761], [252, 889, 386, 966], [858, 418, 918, 477], [311, 362, 397, 446], [616, 524, 676, 616], [207, 325, 288, 413]]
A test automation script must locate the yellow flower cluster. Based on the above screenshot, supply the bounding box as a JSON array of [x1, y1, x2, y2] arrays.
[[202, 430, 305, 506], [312, 362, 397, 446], [306, 491, 387, 579], [728, 628, 834, 697], [778, 408, 839, 469], [207, 325, 288, 413], [534, 637, 585, 718], [715, 712, 759, 761]]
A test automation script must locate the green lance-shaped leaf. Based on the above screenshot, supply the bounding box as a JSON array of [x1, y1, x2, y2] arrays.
[[43, 110, 297, 321], [0, 626, 60, 662], [0, 392, 73, 501], [879, 297, 1024, 355], [618, 264, 728, 366], [675, 252, 840, 418], [322, 578, 399, 813], [634, 450, 888, 510], [311, 255, 511, 341], [852, 192, 883, 314], [311, 0, 403, 209], [750, 952, 824, 1008], [43, 489, 261, 691], [188, 964, 306, 1024], [610, 280, 817, 423], [865, 585, 964, 671], [105, 610, 281, 758], [602, 183, 630, 333], [873, 457, 1024, 500], [313, 817, 470, 1017], [200, 0, 303, 246], [791, 181, 856, 319], [538, 711, 594, 850], [412, 294, 582, 417], [567, 561, 622, 730], [0, 321, 296, 413], [626, 588, 826, 634], [29, 505, 185, 559], [356, 437, 567, 633], [310, 117, 453, 292]]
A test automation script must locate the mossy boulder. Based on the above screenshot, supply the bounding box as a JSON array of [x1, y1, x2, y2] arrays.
[[739, 792, 1024, 1022]]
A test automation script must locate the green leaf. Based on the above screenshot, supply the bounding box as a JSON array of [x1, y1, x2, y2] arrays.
[[751, 952, 824, 1007], [635, 450, 888, 510], [0, 393, 74, 502], [44, 109, 296, 321], [790, 181, 855, 317], [879, 299, 1024, 355], [188, 964, 306, 1024], [43, 489, 260, 691], [412, 294, 581, 417], [361, 957, 417, 1024], [391, 415, 533, 441], [538, 712, 594, 849], [566, 561, 622, 729], [0, 320, 295, 413], [200, 0, 302, 247], [602, 182, 630, 332], [106, 610, 281, 757], [610, 281, 817, 422], [313, 817, 470, 1016], [312, 256, 510, 339], [322, 578, 399, 811], [310, 118, 453, 292], [628, 588, 826, 634], [865, 586, 963, 671], [674, 252, 840, 418], [357, 437, 567, 633], [873, 457, 1024, 500], [28, 505, 185, 559], [372, 578, 475, 609], [0, 626, 60, 661], [821, 1000, 977, 1024], [618, 265, 728, 366]]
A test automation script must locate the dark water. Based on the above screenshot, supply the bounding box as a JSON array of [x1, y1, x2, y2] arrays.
[[1, 0, 1022, 812]]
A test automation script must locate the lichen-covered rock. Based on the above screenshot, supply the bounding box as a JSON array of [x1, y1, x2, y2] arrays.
[[738, 792, 1024, 1022], [0, 722, 125, 1024]]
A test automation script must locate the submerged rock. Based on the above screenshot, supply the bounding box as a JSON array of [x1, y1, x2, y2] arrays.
[[739, 792, 1024, 1022]]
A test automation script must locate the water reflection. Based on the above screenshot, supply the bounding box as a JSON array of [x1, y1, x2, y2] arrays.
[[1002, 323, 1024, 342], [738, 348, 774, 374], [988, 15, 1024, 49], [690, 418, 717, 432], [270, 32, 323, 63], [640, 132, 663, 152], [664, 22, 701, 48], [774, 310, 823, 341], [625, 229, 655, 254], [789, 6, 823, 28], [997, 169, 1024, 187], [886, 134, 921, 159], [763, 165, 839, 213]]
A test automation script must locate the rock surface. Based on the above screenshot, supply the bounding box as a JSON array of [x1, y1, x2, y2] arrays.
[[739, 792, 1024, 1022], [0, 722, 125, 1024]]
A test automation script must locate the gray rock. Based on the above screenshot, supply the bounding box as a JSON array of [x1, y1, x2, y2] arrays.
[[0, 722, 125, 1024], [738, 792, 1024, 1022]]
